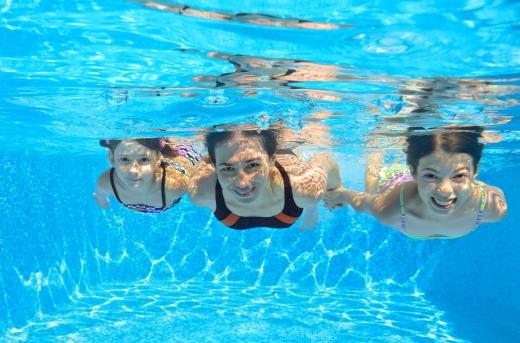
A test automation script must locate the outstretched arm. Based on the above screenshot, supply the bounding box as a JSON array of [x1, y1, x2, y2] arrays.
[[308, 151, 342, 192], [324, 186, 374, 213], [324, 184, 401, 228]]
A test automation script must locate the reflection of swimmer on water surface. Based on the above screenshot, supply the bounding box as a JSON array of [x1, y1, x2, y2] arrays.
[[129, 0, 347, 29], [326, 126, 508, 239], [189, 126, 342, 230], [94, 138, 201, 213]]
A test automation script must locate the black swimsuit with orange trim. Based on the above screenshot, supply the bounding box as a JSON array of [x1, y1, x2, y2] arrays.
[[213, 161, 304, 230]]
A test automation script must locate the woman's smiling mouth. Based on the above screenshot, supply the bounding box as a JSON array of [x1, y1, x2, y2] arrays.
[[234, 186, 255, 198]]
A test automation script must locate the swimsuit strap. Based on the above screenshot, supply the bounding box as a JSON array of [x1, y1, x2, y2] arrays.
[[474, 182, 486, 226], [160, 163, 167, 208], [110, 168, 123, 204], [275, 161, 302, 216], [214, 178, 230, 218], [399, 183, 406, 232]]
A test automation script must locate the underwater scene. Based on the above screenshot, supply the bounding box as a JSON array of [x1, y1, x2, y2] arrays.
[[1, 0, 519, 342]]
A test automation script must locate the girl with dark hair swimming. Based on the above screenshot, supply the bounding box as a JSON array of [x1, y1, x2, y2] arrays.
[[94, 138, 201, 213], [188, 126, 342, 230], [325, 126, 508, 239]]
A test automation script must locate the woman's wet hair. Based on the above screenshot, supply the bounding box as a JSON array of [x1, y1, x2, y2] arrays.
[[99, 138, 176, 158], [405, 126, 484, 174], [205, 128, 278, 163]]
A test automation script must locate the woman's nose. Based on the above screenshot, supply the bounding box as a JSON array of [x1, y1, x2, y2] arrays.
[[236, 169, 251, 187]]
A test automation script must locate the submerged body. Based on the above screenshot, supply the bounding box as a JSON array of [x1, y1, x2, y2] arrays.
[[189, 128, 341, 230]]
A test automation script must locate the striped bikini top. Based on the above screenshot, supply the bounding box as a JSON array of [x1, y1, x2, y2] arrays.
[[399, 182, 487, 239], [213, 161, 304, 230]]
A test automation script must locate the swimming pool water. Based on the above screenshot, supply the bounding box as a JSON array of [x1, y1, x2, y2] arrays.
[[1, 0, 519, 342]]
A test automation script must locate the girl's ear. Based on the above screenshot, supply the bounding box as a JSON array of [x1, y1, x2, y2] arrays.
[[108, 151, 115, 165]]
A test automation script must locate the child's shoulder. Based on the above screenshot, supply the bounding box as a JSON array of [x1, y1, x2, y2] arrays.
[[96, 169, 113, 191], [480, 182, 508, 222], [375, 181, 417, 225]]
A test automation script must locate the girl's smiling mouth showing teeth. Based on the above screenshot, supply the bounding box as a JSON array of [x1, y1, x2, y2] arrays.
[[431, 197, 457, 210]]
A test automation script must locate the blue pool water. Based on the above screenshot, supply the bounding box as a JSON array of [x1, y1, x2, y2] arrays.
[[1, 0, 519, 342]]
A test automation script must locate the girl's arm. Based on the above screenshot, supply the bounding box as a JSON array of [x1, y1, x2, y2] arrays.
[[324, 186, 374, 213], [93, 170, 111, 208], [324, 185, 401, 227]]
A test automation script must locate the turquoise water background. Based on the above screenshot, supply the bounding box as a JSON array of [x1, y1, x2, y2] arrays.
[[1, 0, 519, 342]]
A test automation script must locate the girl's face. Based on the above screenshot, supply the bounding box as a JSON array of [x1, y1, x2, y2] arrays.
[[214, 136, 273, 203], [415, 150, 476, 216], [111, 141, 160, 188]]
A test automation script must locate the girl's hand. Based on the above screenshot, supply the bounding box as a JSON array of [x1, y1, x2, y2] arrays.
[[93, 192, 110, 208]]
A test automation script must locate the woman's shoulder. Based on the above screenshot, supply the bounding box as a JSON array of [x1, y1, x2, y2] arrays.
[[275, 154, 326, 206]]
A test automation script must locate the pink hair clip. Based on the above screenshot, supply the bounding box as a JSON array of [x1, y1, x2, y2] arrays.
[[159, 139, 166, 150]]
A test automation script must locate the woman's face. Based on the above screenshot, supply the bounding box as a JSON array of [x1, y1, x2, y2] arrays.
[[111, 141, 160, 188], [214, 136, 273, 203], [415, 150, 476, 216]]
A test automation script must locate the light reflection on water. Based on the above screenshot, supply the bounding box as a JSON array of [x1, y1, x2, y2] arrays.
[[7, 281, 466, 342]]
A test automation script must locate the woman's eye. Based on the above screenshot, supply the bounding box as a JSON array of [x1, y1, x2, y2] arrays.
[[220, 166, 234, 173], [423, 173, 437, 179]]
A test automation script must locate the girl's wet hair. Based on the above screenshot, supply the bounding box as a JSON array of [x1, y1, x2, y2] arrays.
[[99, 138, 176, 158], [405, 126, 484, 174], [205, 128, 278, 164]]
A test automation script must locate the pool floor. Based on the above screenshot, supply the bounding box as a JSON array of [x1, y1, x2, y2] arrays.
[[5, 281, 466, 342]]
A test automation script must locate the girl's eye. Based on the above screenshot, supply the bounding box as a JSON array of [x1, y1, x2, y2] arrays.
[[140, 157, 151, 163], [246, 162, 260, 170], [119, 157, 130, 163], [423, 173, 437, 179], [453, 174, 468, 180]]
